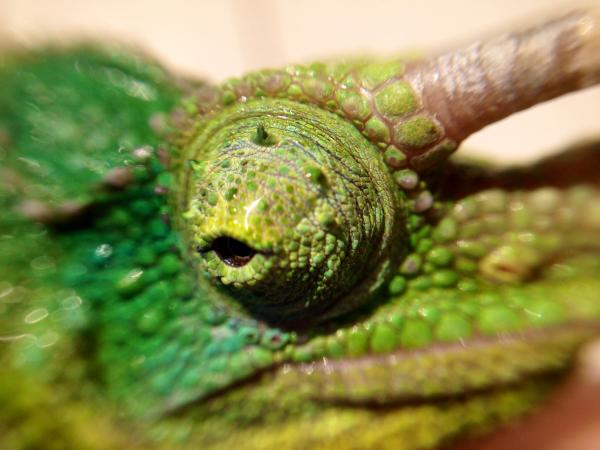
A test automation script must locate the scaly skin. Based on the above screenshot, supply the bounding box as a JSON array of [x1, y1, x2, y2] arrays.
[[1, 10, 600, 450]]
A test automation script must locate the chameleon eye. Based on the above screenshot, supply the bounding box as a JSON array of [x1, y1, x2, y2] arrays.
[[211, 236, 256, 267], [177, 99, 405, 324]]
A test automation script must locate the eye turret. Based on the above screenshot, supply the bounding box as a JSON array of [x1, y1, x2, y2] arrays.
[[178, 99, 404, 324]]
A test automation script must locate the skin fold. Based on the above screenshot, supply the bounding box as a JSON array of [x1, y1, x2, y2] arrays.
[[1, 9, 600, 450]]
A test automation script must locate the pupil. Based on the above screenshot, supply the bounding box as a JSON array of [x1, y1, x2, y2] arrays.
[[212, 236, 256, 267]]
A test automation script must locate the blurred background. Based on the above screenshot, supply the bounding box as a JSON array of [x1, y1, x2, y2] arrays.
[[1, 0, 600, 164]]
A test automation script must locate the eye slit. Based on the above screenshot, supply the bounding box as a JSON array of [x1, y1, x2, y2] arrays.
[[212, 236, 256, 267]]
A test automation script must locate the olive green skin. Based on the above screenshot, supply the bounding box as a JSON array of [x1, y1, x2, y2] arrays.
[[1, 43, 599, 450]]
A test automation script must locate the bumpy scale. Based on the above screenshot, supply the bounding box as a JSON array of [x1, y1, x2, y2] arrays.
[[1, 9, 600, 450]]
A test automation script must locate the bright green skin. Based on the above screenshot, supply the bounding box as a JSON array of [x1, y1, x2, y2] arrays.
[[1, 46, 600, 450]]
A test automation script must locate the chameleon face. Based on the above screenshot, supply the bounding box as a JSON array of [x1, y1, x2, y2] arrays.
[[2, 9, 600, 450], [179, 99, 403, 322]]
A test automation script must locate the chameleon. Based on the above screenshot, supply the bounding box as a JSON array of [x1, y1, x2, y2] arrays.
[[1, 8, 600, 450]]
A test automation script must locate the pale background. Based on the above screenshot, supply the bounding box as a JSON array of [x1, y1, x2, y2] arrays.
[[2, 0, 600, 164]]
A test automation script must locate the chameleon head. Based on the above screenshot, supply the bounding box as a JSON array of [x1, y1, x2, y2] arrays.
[[178, 99, 404, 323]]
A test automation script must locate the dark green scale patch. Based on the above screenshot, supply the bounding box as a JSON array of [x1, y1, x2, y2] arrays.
[[54, 158, 288, 415], [0, 46, 181, 205]]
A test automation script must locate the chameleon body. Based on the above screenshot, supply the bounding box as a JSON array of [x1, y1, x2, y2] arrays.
[[1, 10, 600, 450]]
